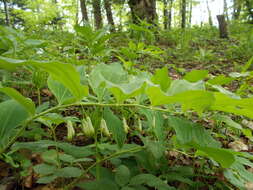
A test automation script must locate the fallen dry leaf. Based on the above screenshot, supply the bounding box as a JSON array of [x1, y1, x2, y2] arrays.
[[228, 140, 248, 152]]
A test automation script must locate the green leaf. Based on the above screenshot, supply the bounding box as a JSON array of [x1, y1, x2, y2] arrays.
[[211, 85, 240, 99], [207, 75, 234, 85], [0, 100, 29, 153], [211, 93, 253, 119], [151, 67, 171, 92], [55, 167, 82, 178], [168, 116, 220, 148], [0, 57, 88, 101], [184, 70, 208, 82], [59, 154, 75, 163], [121, 187, 136, 190], [115, 165, 131, 186], [47, 77, 75, 105], [12, 140, 94, 158], [32, 62, 88, 101], [89, 63, 146, 103], [229, 72, 250, 78], [129, 174, 175, 190], [139, 109, 166, 141], [0, 56, 27, 71], [103, 108, 126, 148], [196, 147, 235, 168], [33, 164, 56, 175], [24, 39, 46, 48], [168, 116, 235, 168], [0, 87, 35, 115], [167, 80, 205, 95], [41, 150, 59, 165], [213, 114, 242, 130], [242, 56, 253, 72], [146, 140, 165, 160], [77, 179, 119, 190], [147, 86, 214, 114], [37, 175, 57, 184]]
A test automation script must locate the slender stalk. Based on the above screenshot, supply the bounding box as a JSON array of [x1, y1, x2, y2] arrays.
[[0, 102, 174, 155], [37, 88, 41, 105], [65, 146, 144, 190]]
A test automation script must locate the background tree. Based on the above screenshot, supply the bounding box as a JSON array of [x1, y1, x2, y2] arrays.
[[3, 0, 10, 26], [233, 0, 242, 20], [80, 0, 89, 24], [104, 0, 115, 32], [128, 0, 157, 24], [92, 0, 103, 29], [206, 0, 213, 26], [245, 0, 253, 23], [223, 0, 229, 21], [181, 0, 186, 28]]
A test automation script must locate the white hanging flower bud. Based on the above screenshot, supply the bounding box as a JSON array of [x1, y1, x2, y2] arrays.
[[100, 118, 110, 137], [123, 117, 129, 133], [137, 118, 142, 132], [66, 120, 75, 141], [81, 117, 95, 137], [152, 116, 156, 129]]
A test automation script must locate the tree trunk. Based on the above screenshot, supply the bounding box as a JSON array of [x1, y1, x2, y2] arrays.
[[206, 0, 213, 26], [163, 0, 168, 29], [188, 0, 193, 27], [92, 0, 103, 29], [3, 0, 10, 26], [233, 0, 241, 20], [168, 0, 173, 29], [104, 0, 115, 32], [217, 15, 229, 39], [75, 0, 79, 25], [128, 0, 157, 24], [181, 0, 186, 28], [80, 0, 89, 23], [223, 0, 229, 22]]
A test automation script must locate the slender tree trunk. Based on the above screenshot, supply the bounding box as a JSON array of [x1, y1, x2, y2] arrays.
[[75, 0, 79, 25], [181, 0, 186, 28], [92, 0, 103, 29], [223, 0, 229, 22], [188, 0, 193, 27], [80, 0, 89, 23], [217, 15, 229, 39], [206, 0, 213, 26], [3, 0, 10, 26], [163, 0, 168, 29], [168, 0, 173, 29], [104, 0, 115, 32]]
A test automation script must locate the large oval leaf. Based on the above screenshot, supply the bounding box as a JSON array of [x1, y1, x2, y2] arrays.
[[0, 87, 35, 115], [0, 100, 29, 153]]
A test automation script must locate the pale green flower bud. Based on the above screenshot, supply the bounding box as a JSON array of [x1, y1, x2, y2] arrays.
[[66, 120, 75, 141], [81, 117, 95, 137], [123, 117, 129, 133], [100, 118, 110, 137], [137, 118, 142, 132]]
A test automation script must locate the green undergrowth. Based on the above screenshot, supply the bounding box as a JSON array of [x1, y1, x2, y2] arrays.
[[0, 24, 253, 190]]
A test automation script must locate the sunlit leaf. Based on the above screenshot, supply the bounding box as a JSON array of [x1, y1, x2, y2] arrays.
[[0, 87, 35, 115], [184, 70, 208, 82]]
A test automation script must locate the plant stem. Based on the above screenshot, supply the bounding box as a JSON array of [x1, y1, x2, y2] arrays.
[[64, 146, 144, 190], [37, 88, 41, 105], [0, 102, 172, 155]]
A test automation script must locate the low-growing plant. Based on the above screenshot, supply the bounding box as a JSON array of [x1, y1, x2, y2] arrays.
[[0, 54, 253, 189]]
